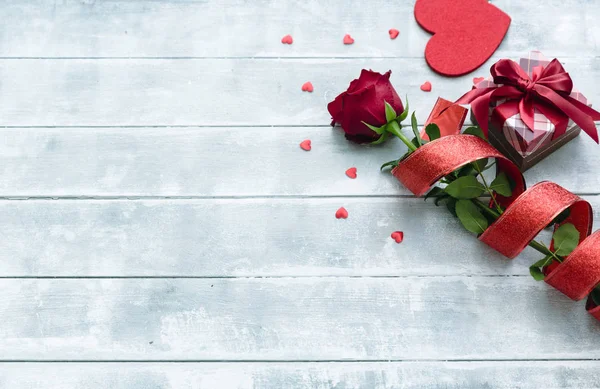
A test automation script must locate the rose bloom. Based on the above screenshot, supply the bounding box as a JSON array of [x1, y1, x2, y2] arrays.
[[327, 69, 403, 143]]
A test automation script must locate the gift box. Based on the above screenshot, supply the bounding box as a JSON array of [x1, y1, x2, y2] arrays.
[[457, 51, 600, 171]]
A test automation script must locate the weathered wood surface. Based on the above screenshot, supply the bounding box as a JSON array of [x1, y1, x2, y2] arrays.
[[2, 362, 600, 389], [1, 278, 599, 361], [1, 0, 600, 387], [0, 126, 599, 197], [0, 57, 597, 126], [0, 0, 596, 58], [6, 196, 600, 277]]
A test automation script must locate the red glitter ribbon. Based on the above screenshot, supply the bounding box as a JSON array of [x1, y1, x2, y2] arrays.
[[392, 135, 600, 320]]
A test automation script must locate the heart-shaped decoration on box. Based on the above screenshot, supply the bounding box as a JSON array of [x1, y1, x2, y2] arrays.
[[414, 0, 510, 76]]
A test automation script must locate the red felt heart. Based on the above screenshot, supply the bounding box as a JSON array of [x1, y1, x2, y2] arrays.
[[345, 167, 357, 179], [300, 139, 311, 151], [473, 76, 485, 85], [414, 0, 510, 76], [391, 231, 404, 243], [388, 29, 400, 40], [281, 34, 293, 44], [343, 34, 355, 45], [335, 207, 348, 219], [301, 82, 314, 92], [420, 81, 432, 92]]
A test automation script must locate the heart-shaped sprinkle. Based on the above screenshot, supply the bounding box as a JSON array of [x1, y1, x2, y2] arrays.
[[420, 81, 432, 92], [389, 29, 400, 39], [301, 81, 314, 92], [343, 34, 355, 45], [473, 77, 485, 85], [345, 167, 357, 179], [391, 231, 404, 243], [335, 207, 349, 219], [281, 34, 293, 44], [300, 139, 311, 151]]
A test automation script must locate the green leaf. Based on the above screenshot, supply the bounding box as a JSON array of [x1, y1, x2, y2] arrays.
[[552, 223, 580, 256], [552, 209, 571, 226], [425, 123, 441, 141], [463, 126, 487, 140], [529, 266, 546, 281], [591, 288, 600, 307], [380, 159, 399, 171], [398, 96, 409, 122], [455, 199, 488, 234], [362, 121, 385, 135], [411, 136, 427, 148], [489, 172, 512, 197], [444, 176, 486, 199], [410, 112, 422, 147], [473, 158, 488, 173], [424, 186, 445, 201], [434, 194, 450, 206], [370, 131, 389, 145], [445, 198, 457, 216], [529, 255, 553, 281], [384, 101, 397, 123]]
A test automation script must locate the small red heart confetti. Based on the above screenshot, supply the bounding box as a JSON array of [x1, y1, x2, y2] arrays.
[[335, 207, 349, 219], [391, 231, 404, 243], [473, 77, 485, 85], [300, 139, 311, 151], [301, 82, 314, 92], [388, 29, 400, 39], [281, 34, 293, 44], [420, 81, 432, 92], [345, 167, 357, 179], [343, 34, 355, 45]]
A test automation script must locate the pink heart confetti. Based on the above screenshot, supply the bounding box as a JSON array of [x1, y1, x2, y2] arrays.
[[420, 81, 432, 92], [345, 167, 357, 179], [281, 34, 293, 44], [391, 231, 404, 243], [389, 29, 400, 39], [343, 34, 355, 45], [301, 81, 314, 92], [300, 139, 311, 151], [335, 207, 349, 219]]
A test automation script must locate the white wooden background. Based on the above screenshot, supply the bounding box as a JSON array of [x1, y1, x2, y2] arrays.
[[0, 0, 600, 388]]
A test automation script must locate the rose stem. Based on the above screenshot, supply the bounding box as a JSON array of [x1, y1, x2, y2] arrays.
[[388, 121, 418, 152]]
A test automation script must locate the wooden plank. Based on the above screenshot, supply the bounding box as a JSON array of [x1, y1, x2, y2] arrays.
[[0, 197, 561, 277], [0, 57, 598, 127], [2, 361, 600, 388], [1, 278, 599, 360], [0, 126, 598, 197], [0, 0, 596, 58]]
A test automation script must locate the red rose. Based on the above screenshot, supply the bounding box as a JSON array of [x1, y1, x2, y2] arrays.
[[328, 69, 403, 143]]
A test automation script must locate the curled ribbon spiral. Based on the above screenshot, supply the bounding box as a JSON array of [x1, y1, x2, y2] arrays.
[[392, 135, 600, 321]]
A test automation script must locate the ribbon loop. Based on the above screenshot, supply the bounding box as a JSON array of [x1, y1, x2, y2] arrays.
[[394, 136, 600, 320]]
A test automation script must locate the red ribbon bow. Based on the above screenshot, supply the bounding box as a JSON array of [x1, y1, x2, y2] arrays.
[[457, 59, 600, 142]]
